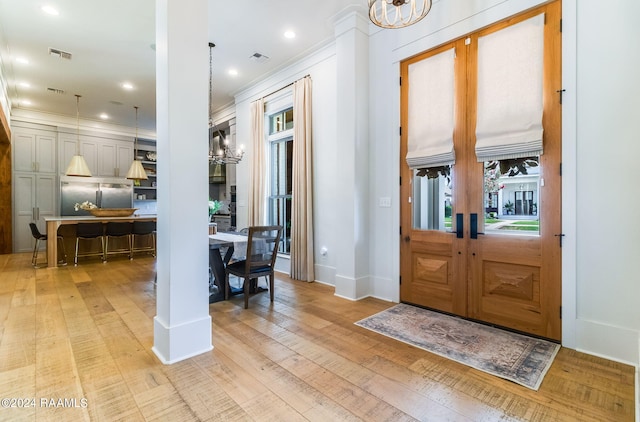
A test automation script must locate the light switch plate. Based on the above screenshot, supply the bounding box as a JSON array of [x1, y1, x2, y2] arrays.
[[379, 197, 391, 207]]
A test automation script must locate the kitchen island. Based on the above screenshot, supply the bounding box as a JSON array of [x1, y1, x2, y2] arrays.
[[44, 215, 157, 268]]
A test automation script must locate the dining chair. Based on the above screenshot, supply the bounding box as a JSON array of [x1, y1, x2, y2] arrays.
[[224, 225, 282, 309], [29, 222, 67, 268]]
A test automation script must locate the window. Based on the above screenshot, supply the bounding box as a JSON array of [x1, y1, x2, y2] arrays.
[[268, 107, 293, 254]]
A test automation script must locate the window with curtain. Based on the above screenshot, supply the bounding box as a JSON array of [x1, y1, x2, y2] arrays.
[[268, 107, 293, 254]]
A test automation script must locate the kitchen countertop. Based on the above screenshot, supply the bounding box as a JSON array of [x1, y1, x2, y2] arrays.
[[43, 214, 157, 268]]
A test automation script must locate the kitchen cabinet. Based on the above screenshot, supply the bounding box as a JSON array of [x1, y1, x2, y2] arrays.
[[13, 172, 57, 252], [59, 133, 99, 175], [12, 124, 59, 253], [97, 141, 133, 177], [13, 128, 57, 173], [59, 133, 133, 177]]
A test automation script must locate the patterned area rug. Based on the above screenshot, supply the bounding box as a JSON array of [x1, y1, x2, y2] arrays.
[[355, 303, 560, 390]]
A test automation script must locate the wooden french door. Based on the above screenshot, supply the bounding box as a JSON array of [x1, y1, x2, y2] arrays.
[[400, 2, 562, 340]]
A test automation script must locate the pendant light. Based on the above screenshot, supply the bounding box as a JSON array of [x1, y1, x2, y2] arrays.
[[64, 94, 92, 177], [126, 106, 148, 180]]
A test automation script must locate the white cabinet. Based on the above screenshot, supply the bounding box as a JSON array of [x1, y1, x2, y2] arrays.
[[59, 134, 132, 177], [59, 133, 99, 175], [12, 125, 58, 253], [98, 141, 133, 177], [13, 130, 57, 173], [13, 172, 57, 252]]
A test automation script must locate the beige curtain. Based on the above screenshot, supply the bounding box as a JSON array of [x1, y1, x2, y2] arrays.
[[290, 76, 314, 282], [248, 98, 266, 225]]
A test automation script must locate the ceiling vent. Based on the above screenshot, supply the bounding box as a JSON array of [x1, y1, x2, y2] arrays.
[[249, 52, 270, 63], [48, 47, 72, 60], [47, 87, 65, 95]]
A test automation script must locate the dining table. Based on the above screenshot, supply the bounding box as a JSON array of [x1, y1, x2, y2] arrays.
[[208, 232, 248, 303]]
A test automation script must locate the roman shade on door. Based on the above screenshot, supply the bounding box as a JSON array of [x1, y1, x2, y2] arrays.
[[405, 47, 456, 170], [475, 14, 545, 162]]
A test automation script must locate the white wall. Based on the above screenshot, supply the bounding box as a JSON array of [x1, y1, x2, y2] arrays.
[[570, 0, 640, 366], [234, 0, 640, 368]]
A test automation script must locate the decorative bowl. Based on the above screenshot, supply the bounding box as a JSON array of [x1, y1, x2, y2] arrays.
[[88, 208, 137, 217]]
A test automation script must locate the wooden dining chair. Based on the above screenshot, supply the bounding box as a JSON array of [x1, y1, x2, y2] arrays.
[[224, 225, 282, 309]]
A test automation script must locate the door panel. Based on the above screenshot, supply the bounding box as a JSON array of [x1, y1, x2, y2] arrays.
[[400, 1, 561, 340], [468, 235, 547, 336], [401, 230, 466, 315]]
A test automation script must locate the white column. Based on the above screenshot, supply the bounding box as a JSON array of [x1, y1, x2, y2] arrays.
[[333, 11, 371, 300], [153, 0, 212, 363]]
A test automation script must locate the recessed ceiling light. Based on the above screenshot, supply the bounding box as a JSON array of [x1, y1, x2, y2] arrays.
[[121, 82, 134, 90], [16, 57, 29, 65], [228, 68, 238, 77], [284, 30, 296, 39], [99, 113, 109, 120], [41, 5, 59, 16]]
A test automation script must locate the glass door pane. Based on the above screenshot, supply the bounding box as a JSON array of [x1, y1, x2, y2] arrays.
[[483, 157, 540, 235], [412, 166, 452, 232]]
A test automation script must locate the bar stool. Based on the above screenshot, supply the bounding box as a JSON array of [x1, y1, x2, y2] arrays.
[[104, 222, 133, 261], [131, 221, 156, 257], [29, 223, 67, 268], [74, 223, 105, 265]]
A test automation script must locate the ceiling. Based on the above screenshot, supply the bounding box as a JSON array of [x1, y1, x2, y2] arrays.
[[0, 0, 364, 133]]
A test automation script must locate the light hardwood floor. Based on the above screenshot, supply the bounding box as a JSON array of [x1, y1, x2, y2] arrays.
[[0, 253, 635, 421]]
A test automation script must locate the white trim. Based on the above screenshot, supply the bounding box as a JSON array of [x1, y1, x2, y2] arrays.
[[561, 0, 577, 350]]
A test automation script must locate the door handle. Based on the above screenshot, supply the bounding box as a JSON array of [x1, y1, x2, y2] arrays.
[[456, 213, 463, 238], [470, 213, 478, 239], [470, 213, 484, 239]]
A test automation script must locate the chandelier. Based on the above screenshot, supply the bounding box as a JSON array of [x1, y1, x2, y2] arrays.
[[208, 42, 244, 165], [368, 0, 432, 29]]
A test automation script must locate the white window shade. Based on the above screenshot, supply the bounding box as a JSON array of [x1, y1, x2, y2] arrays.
[[406, 48, 456, 170], [475, 14, 545, 162]]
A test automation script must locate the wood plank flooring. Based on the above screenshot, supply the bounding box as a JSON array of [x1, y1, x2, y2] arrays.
[[0, 253, 635, 421]]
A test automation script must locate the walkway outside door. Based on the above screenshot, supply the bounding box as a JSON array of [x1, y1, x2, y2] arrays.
[[400, 2, 562, 341]]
